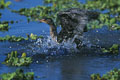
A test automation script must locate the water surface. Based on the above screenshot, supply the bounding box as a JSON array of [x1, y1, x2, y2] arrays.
[[0, 0, 120, 80]]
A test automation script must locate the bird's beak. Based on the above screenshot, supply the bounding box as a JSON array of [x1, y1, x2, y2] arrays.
[[39, 19, 46, 23]]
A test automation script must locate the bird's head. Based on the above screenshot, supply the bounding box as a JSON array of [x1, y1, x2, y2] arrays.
[[39, 18, 54, 25]]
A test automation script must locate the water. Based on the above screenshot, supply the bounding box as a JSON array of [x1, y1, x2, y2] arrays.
[[1, 0, 120, 80]]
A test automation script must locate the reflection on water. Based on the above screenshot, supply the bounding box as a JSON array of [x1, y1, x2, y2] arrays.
[[1, 54, 120, 80], [1, 0, 120, 80]]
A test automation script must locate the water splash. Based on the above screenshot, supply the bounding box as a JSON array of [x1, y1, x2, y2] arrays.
[[25, 27, 120, 56], [27, 36, 79, 56]]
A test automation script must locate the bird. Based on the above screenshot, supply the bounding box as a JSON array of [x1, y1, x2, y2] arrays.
[[39, 17, 85, 47], [39, 8, 99, 46], [39, 18, 58, 42]]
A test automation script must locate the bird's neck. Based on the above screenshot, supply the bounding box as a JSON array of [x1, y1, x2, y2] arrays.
[[49, 24, 57, 40]]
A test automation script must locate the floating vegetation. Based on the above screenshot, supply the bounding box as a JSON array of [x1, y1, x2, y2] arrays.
[[29, 33, 40, 40], [0, 69, 34, 80], [0, 33, 43, 42], [0, 21, 10, 31], [84, 0, 120, 30], [12, 0, 82, 25], [27, 33, 43, 40], [102, 44, 119, 54], [0, 20, 20, 31], [0, 21, 19, 31], [0, 35, 26, 42], [0, 13, 1, 18], [3, 51, 32, 66], [11, 0, 120, 30], [87, 20, 102, 29], [91, 68, 120, 80], [0, 0, 11, 9]]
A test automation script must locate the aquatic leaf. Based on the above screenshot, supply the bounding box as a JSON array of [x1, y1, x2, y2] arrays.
[[25, 72, 34, 80], [0, 22, 9, 31], [110, 44, 119, 50], [30, 33, 37, 40], [0, 69, 34, 80], [0, 33, 42, 42], [11, 51, 14, 57], [0, 0, 11, 9], [0, 13, 1, 18], [14, 51, 18, 57], [21, 52, 26, 57], [5, 1, 11, 7], [0, 0, 5, 5], [91, 68, 120, 80], [102, 48, 109, 53], [110, 18, 116, 24], [3, 51, 32, 66], [102, 44, 119, 54]]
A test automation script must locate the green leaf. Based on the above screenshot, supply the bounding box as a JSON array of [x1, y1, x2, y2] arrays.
[[5, 1, 11, 7], [110, 18, 116, 24], [102, 48, 109, 53]]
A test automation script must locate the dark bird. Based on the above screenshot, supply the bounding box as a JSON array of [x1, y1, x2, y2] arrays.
[[39, 8, 99, 46], [40, 18, 57, 42]]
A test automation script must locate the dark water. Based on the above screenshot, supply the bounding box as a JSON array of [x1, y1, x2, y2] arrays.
[[0, 0, 120, 80]]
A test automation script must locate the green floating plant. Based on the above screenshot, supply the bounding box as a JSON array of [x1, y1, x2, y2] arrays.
[[0, 35, 25, 42], [3, 51, 32, 66], [0, 20, 20, 31], [91, 68, 120, 80], [0, 69, 34, 80], [102, 44, 119, 54], [84, 0, 120, 30], [12, 0, 83, 26], [30, 33, 40, 40], [0, 33, 43, 42], [0, 0, 11, 9], [0, 13, 1, 18], [0, 21, 10, 31], [87, 20, 103, 29], [11, 0, 120, 30]]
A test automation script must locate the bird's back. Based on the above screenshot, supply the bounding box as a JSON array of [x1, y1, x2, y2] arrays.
[[57, 8, 99, 43]]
